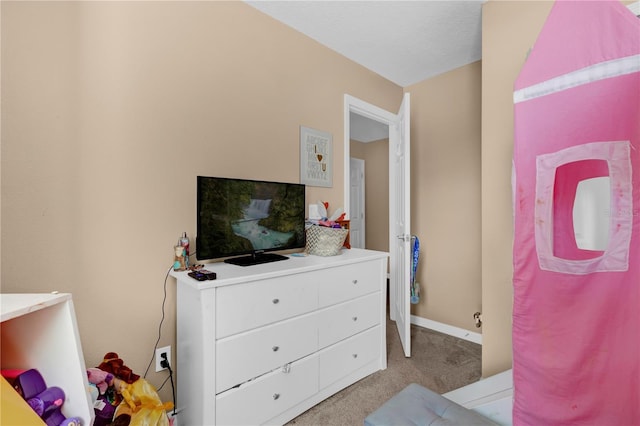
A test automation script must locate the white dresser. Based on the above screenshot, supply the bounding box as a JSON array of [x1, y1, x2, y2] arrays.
[[171, 248, 388, 426]]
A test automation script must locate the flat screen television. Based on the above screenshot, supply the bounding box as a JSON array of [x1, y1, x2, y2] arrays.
[[196, 176, 306, 266]]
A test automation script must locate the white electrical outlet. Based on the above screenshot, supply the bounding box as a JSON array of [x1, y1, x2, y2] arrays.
[[155, 345, 171, 372]]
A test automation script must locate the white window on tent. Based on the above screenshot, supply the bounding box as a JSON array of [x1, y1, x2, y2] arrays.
[[534, 141, 632, 274]]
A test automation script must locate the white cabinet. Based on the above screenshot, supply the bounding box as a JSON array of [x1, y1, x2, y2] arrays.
[[172, 248, 388, 426], [0, 293, 95, 426]]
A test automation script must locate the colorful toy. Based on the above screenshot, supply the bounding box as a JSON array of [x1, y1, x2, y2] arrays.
[[97, 352, 140, 384], [86, 367, 114, 395], [410, 235, 420, 304], [11, 368, 82, 426]]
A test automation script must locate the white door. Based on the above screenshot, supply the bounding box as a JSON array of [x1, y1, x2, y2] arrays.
[[389, 93, 411, 357], [344, 93, 411, 357], [349, 158, 365, 249]]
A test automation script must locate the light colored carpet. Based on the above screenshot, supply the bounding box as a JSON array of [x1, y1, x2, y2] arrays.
[[286, 317, 482, 425]]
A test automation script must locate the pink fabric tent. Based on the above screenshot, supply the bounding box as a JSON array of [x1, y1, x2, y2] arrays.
[[512, 1, 640, 424]]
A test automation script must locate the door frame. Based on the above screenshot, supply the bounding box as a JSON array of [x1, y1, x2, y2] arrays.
[[344, 94, 411, 357], [343, 95, 397, 225]]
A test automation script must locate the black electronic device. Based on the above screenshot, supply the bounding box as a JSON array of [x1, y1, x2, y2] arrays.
[[188, 270, 217, 281], [196, 176, 306, 266]]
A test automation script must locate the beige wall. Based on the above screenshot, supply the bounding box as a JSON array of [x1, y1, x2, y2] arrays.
[[481, 1, 553, 377], [350, 138, 389, 253], [1, 1, 402, 401], [405, 62, 483, 332]]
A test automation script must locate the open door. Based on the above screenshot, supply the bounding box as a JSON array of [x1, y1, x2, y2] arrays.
[[344, 93, 412, 357], [389, 93, 411, 357]]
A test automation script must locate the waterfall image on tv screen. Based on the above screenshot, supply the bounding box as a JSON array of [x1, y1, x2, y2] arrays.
[[196, 176, 306, 262]]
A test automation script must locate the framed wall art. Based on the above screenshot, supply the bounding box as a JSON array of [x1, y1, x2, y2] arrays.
[[300, 126, 332, 187]]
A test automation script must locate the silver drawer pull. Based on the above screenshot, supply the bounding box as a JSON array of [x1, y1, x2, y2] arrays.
[[272, 346, 279, 352], [273, 393, 280, 400], [352, 279, 358, 284], [272, 298, 280, 304], [352, 316, 358, 322], [352, 353, 358, 359]]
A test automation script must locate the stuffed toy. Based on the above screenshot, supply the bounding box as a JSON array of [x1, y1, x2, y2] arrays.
[[118, 378, 172, 426], [91, 373, 127, 426], [87, 368, 114, 395], [98, 353, 140, 384]]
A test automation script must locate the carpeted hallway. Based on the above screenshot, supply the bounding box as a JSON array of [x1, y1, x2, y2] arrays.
[[287, 317, 482, 425]]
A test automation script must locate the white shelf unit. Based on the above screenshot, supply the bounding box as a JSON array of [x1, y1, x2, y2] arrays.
[[172, 248, 389, 426], [0, 293, 95, 425]]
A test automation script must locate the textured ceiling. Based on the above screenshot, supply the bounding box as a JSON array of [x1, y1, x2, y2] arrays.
[[245, 0, 486, 87], [246, 1, 639, 143]]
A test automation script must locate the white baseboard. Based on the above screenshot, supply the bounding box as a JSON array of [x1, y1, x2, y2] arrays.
[[411, 315, 482, 345]]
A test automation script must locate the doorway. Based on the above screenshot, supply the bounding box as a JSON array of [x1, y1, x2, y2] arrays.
[[348, 114, 389, 252], [344, 93, 412, 356]]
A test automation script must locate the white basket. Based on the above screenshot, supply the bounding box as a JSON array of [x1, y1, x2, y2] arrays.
[[305, 225, 348, 256]]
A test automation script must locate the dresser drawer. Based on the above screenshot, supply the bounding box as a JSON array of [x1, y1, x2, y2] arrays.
[[216, 274, 318, 338], [318, 261, 381, 308], [318, 292, 380, 349], [216, 354, 319, 426], [319, 326, 381, 390], [216, 313, 318, 393]]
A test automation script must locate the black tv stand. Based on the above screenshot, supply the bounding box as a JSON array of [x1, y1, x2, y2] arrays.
[[224, 252, 289, 267]]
